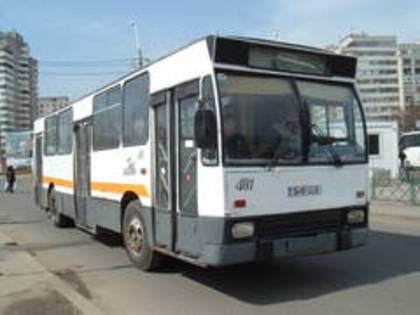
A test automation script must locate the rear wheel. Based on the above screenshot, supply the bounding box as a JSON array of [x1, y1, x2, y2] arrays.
[[123, 200, 161, 271]]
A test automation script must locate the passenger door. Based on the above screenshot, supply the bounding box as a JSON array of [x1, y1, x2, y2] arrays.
[[152, 80, 200, 257], [152, 91, 175, 250], [175, 80, 200, 257], [34, 134, 43, 206], [74, 120, 91, 227]]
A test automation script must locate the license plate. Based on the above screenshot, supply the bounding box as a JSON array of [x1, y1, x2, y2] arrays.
[[287, 185, 322, 197]]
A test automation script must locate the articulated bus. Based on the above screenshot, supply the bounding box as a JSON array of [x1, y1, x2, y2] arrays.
[[33, 36, 369, 270]]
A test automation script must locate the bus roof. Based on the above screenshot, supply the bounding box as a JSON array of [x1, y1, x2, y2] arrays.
[[36, 35, 356, 123]]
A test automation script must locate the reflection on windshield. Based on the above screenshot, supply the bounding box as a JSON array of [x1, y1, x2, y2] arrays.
[[218, 73, 303, 165], [217, 72, 366, 165]]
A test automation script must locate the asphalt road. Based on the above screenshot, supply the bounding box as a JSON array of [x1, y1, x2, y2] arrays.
[[1, 178, 420, 315]]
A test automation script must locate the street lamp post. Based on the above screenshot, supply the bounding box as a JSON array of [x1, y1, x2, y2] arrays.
[[130, 21, 143, 69]]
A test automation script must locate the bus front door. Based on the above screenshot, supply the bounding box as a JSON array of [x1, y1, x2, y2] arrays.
[[153, 82, 200, 258], [74, 120, 91, 227], [153, 91, 175, 250]]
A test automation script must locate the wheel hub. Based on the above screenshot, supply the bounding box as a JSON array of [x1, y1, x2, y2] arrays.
[[127, 218, 144, 254]]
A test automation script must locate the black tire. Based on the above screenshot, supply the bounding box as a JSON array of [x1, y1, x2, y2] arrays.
[[123, 200, 161, 271], [48, 188, 71, 228]]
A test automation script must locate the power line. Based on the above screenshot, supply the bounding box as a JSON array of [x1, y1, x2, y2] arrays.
[[40, 64, 133, 68], [39, 58, 140, 65], [40, 71, 127, 76]]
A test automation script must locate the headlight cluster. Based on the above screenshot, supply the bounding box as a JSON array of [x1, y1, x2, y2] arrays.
[[231, 222, 255, 239], [347, 209, 365, 225]]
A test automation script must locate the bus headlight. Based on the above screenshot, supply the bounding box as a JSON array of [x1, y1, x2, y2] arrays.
[[347, 210, 365, 224], [231, 222, 255, 239]]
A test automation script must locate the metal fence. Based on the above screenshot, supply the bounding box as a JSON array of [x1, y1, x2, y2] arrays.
[[370, 169, 420, 205]]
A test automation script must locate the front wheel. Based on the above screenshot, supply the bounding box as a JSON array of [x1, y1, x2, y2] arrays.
[[123, 200, 161, 271]]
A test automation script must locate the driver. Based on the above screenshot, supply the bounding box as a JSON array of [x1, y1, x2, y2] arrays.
[[223, 110, 251, 159]]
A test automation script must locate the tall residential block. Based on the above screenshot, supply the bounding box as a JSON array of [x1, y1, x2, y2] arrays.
[[36, 96, 69, 118], [399, 43, 420, 107], [0, 31, 38, 158], [332, 34, 401, 122]]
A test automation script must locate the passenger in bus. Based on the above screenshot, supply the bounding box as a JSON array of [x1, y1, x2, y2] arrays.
[[5, 166, 16, 193], [223, 112, 251, 159]]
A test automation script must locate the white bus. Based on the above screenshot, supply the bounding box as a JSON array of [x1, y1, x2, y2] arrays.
[[33, 35, 369, 270]]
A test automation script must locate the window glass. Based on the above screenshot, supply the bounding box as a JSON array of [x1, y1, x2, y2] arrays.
[[217, 72, 303, 165], [368, 134, 379, 155], [400, 134, 420, 150], [44, 116, 57, 155], [179, 95, 198, 216], [155, 104, 169, 210], [108, 86, 121, 107], [180, 97, 196, 139], [93, 92, 107, 112], [93, 106, 121, 150], [201, 76, 218, 165], [93, 86, 122, 151], [123, 73, 150, 146], [57, 109, 73, 154], [297, 81, 366, 163]]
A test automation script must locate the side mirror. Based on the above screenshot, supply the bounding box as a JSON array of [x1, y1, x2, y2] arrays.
[[194, 109, 217, 149]]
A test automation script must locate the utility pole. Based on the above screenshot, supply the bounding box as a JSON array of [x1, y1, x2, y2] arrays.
[[130, 21, 143, 69]]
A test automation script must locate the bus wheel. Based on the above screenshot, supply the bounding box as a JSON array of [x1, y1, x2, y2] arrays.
[[47, 189, 67, 228], [123, 201, 161, 271]]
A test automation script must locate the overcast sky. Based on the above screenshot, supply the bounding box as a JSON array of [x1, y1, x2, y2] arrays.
[[1, 0, 420, 99]]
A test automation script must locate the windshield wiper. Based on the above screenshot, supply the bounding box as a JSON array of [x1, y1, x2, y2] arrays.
[[311, 123, 343, 167], [265, 136, 299, 169]]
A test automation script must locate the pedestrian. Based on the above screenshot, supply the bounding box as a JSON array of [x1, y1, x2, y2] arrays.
[[5, 166, 16, 193]]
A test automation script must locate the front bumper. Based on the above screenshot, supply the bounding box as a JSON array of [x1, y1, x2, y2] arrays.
[[198, 228, 368, 266]]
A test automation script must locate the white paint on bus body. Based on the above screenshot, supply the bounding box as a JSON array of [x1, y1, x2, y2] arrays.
[[224, 165, 368, 217]]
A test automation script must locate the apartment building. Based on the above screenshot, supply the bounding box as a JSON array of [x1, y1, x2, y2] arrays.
[[399, 43, 420, 106], [0, 31, 38, 158], [36, 96, 69, 118], [332, 34, 401, 122]]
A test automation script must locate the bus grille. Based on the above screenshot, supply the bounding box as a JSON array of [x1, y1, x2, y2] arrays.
[[259, 209, 343, 239]]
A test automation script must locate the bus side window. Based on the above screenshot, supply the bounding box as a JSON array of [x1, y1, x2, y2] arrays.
[[201, 75, 218, 165], [57, 108, 73, 155], [44, 115, 58, 156], [92, 86, 122, 151], [123, 73, 150, 146]]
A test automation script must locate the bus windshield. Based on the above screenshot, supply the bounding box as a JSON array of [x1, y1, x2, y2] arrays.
[[217, 72, 366, 165]]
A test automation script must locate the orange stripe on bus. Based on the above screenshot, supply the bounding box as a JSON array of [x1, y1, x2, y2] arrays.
[[90, 182, 150, 197], [42, 176, 73, 188], [42, 176, 150, 198]]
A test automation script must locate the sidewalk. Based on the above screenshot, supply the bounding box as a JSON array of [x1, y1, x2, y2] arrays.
[[370, 200, 420, 223], [0, 231, 104, 315]]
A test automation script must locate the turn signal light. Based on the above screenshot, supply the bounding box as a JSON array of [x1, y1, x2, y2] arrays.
[[356, 191, 365, 198], [234, 199, 247, 208]]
